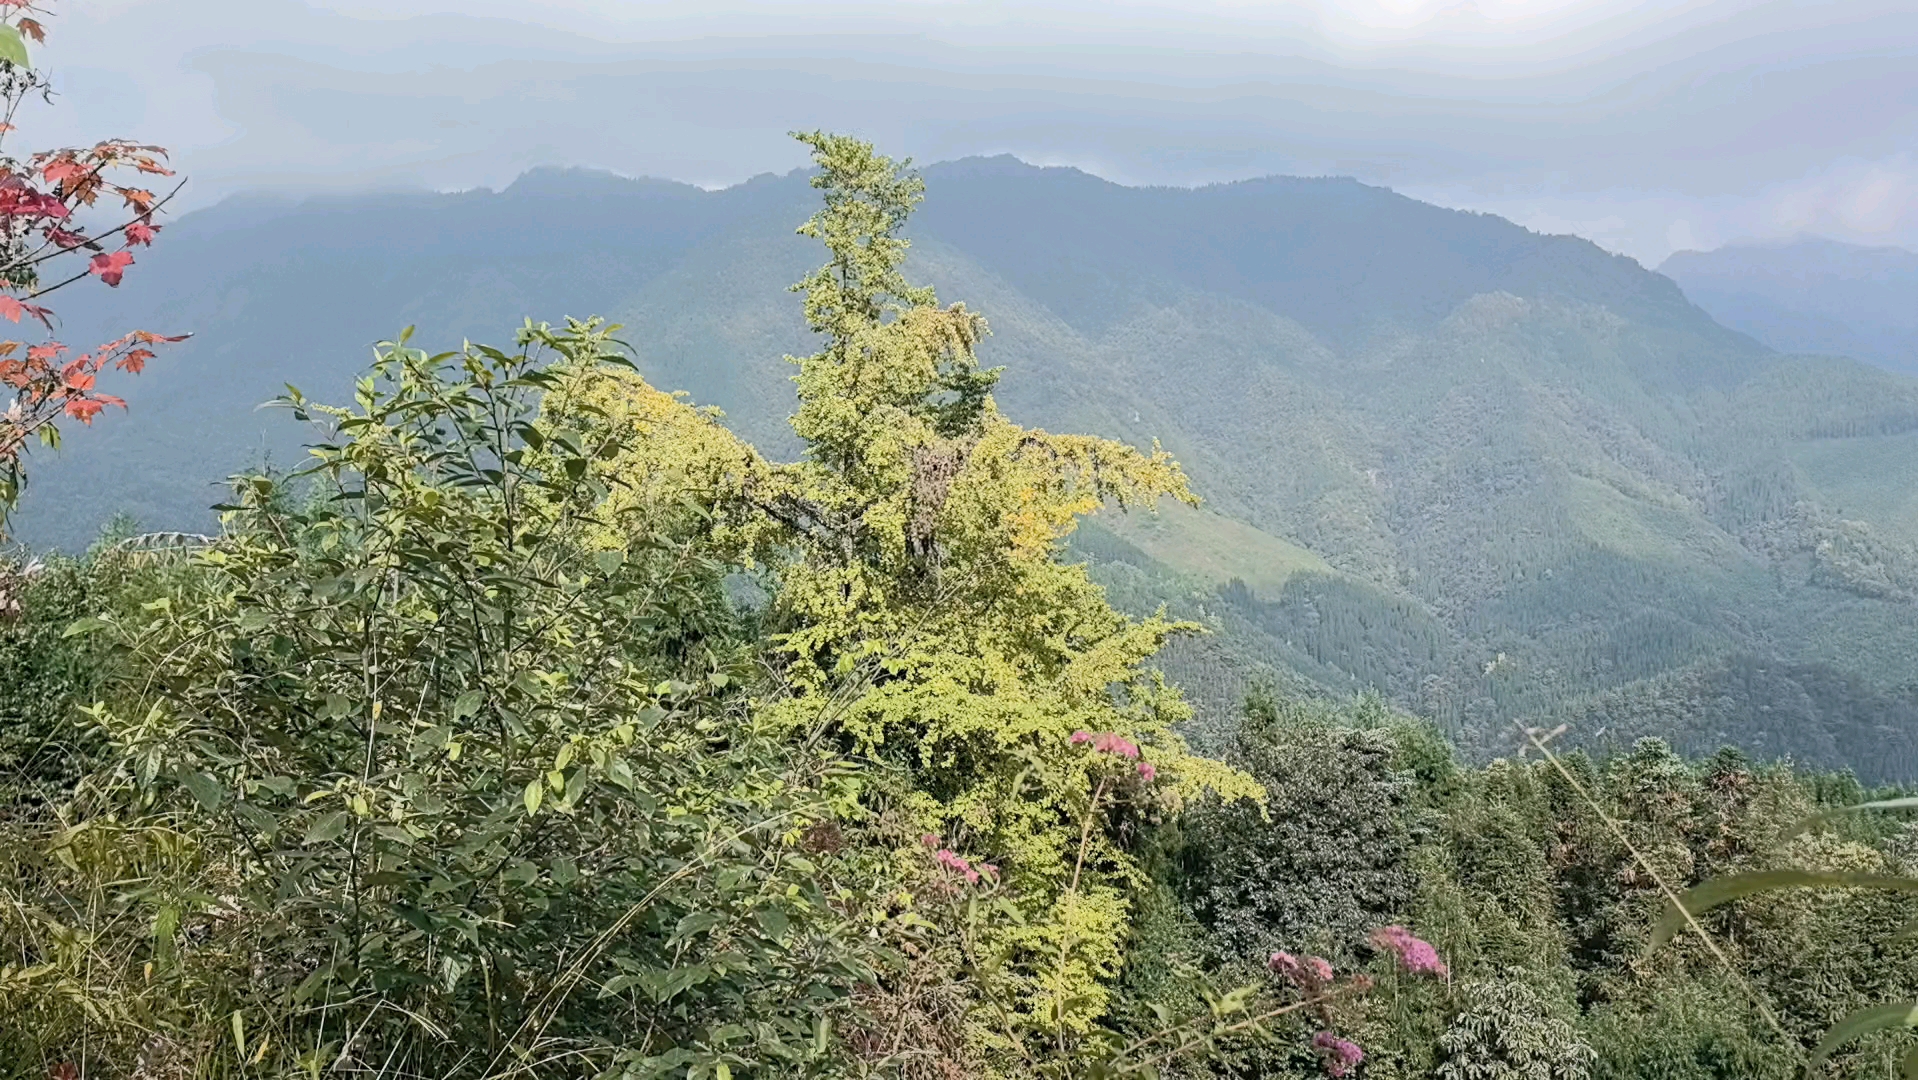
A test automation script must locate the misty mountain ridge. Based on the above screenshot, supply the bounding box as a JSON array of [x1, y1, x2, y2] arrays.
[[1662, 236, 1918, 377], [15, 157, 1918, 778]]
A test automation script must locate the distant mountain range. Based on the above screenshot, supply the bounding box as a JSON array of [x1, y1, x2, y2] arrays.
[[1662, 238, 1918, 377], [17, 161, 1918, 778]]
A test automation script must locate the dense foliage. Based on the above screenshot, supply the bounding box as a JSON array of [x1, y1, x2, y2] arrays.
[[6, 133, 1918, 1080]]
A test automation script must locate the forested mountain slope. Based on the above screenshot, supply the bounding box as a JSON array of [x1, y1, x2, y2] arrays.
[[18, 161, 1918, 776]]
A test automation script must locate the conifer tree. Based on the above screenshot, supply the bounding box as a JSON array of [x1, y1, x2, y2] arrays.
[[572, 132, 1259, 1046], [754, 132, 1259, 1040]]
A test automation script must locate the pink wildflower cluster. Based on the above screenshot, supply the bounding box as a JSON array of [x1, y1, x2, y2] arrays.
[[1269, 951, 1372, 1077], [1070, 730, 1160, 783], [1069, 729, 1139, 759], [1312, 1032, 1364, 1077], [920, 834, 997, 886], [1268, 950, 1335, 989], [1370, 925, 1448, 978]]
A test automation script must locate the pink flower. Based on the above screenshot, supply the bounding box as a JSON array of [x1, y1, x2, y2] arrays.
[[1269, 950, 1335, 990], [1069, 730, 1092, 745], [1091, 732, 1140, 759], [1137, 762, 1157, 782], [920, 833, 941, 848], [1313, 1032, 1364, 1077], [1370, 925, 1448, 978], [933, 847, 986, 886]]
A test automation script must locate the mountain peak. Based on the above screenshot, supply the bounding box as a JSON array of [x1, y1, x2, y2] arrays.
[[502, 167, 704, 199]]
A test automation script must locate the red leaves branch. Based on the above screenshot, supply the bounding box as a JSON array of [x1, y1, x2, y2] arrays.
[[0, 1, 185, 527], [0, 328, 187, 451], [0, 144, 177, 291]]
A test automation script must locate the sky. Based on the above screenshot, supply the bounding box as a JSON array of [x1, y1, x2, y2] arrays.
[[31, 0, 1918, 265]]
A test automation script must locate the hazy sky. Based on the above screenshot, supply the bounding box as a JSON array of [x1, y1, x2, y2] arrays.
[[35, 0, 1918, 264]]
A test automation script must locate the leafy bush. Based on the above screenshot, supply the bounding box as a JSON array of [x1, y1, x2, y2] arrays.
[[1177, 687, 1414, 968], [1434, 977, 1594, 1080], [5, 322, 874, 1078]]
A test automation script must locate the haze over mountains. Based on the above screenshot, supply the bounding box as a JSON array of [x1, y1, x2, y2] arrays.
[[1662, 238, 1918, 377], [20, 161, 1918, 778]]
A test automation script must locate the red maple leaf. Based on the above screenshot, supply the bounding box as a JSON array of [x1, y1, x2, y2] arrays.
[[89, 250, 133, 286], [124, 220, 157, 245], [40, 159, 87, 186], [0, 296, 22, 323], [64, 397, 103, 423], [116, 347, 155, 374]]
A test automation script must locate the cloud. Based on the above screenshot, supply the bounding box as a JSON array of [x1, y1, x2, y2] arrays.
[[37, 0, 1918, 264]]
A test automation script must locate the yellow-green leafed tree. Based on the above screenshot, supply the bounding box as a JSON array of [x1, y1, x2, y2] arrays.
[[542, 358, 769, 559], [759, 132, 1259, 1045], [553, 133, 1259, 1060]]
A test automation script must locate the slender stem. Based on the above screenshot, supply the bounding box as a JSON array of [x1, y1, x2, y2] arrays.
[[1118, 987, 1355, 1075]]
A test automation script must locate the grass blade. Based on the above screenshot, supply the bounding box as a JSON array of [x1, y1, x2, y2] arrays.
[[1650, 871, 1918, 952]]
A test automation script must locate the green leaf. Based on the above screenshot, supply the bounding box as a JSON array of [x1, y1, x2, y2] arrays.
[[1650, 871, 1918, 952], [177, 770, 225, 810], [1808, 1002, 1918, 1075], [1903, 1043, 1918, 1080], [649, 966, 706, 1003], [606, 757, 636, 790], [452, 689, 483, 719], [303, 811, 350, 845], [523, 779, 543, 816], [0, 25, 29, 70], [62, 615, 111, 639], [675, 910, 725, 936], [755, 907, 789, 940]]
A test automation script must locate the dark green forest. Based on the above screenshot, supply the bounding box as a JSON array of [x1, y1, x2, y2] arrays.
[[8, 135, 1918, 1080]]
